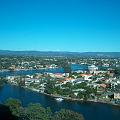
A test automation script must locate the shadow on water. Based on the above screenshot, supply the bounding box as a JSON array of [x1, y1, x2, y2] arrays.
[[0, 104, 18, 120]]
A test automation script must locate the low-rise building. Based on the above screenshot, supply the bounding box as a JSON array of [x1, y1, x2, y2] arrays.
[[114, 93, 120, 99], [88, 65, 98, 73], [80, 74, 93, 81]]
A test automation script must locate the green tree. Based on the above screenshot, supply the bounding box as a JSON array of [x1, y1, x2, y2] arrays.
[[0, 77, 6, 86], [60, 61, 71, 73], [44, 80, 56, 94], [52, 109, 84, 120], [77, 92, 84, 99], [113, 68, 120, 77], [5, 98, 22, 117], [19, 103, 50, 120]]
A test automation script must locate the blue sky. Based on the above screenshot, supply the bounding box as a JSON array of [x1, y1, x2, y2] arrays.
[[0, 0, 120, 52]]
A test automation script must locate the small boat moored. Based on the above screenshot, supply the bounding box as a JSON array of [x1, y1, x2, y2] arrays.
[[55, 98, 64, 102]]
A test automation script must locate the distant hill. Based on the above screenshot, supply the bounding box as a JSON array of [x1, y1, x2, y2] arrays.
[[0, 50, 120, 58]]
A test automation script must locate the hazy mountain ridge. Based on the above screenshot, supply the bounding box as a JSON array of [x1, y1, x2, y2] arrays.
[[0, 50, 120, 57]]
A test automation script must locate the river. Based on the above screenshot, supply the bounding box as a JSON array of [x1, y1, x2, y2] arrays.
[[0, 84, 120, 120], [0, 64, 88, 77]]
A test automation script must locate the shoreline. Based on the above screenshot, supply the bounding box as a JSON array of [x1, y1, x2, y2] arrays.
[[41, 92, 120, 108], [0, 68, 45, 72], [18, 85, 120, 108], [0, 67, 61, 73]]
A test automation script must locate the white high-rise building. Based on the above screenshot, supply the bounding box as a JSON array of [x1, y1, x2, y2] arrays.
[[88, 65, 98, 73]]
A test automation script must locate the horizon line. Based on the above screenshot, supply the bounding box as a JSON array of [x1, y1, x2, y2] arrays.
[[0, 49, 120, 53]]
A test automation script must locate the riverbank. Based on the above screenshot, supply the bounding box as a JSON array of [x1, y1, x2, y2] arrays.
[[41, 92, 120, 108], [21, 84, 120, 108], [0, 68, 44, 73], [0, 67, 60, 73]]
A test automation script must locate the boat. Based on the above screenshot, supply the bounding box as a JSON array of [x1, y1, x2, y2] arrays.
[[55, 98, 64, 102]]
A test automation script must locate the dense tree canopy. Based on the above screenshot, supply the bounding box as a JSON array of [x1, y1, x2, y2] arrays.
[[52, 109, 84, 120], [4, 99, 84, 120], [5, 98, 22, 117], [19, 103, 51, 120]]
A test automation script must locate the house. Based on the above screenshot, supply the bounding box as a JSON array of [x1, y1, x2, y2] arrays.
[[25, 79, 40, 85], [80, 74, 93, 81], [94, 70, 107, 75], [73, 78, 84, 84], [25, 79, 34, 86], [58, 77, 73, 84], [6, 76, 15, 81], [114, 93, 120, 99], [97, 84, 107, 93], [99, 84, 107, 89], [54, 73, 64, 78], [49, 73, 64, 78], [102, 92, 114, 99]]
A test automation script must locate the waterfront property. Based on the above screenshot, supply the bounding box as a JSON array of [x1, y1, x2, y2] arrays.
[[0, 59, 120, 120]]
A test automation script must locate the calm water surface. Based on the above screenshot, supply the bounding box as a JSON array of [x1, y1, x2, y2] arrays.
[[0, 64, 89, 77], [0, 84, 120, 120]]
